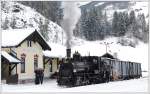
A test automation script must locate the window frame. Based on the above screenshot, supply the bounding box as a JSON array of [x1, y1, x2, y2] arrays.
[[34, 54, 38, 71], [50, 60, 52, 72], [21, 53, 26, 73], [27, 40, 32, 47]]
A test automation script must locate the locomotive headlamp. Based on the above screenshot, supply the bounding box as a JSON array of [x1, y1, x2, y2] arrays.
[[73, 69, 76, 72]]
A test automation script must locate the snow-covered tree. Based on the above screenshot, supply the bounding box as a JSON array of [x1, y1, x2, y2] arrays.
[[38, 18, 49, 41], [112, 11, 119, 36], [10, 15, 17, 29], [80, 8, 105, 40], [103, 10, 111, 37], [20, 1, 63, 25], [2, 16, 9, 30], [128, 11, 138, 37]]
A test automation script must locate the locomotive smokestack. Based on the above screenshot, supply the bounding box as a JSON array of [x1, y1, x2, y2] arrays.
[[66, 48, 71, 58]]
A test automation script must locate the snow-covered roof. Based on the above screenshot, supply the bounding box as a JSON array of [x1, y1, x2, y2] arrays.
[[1, 51, 21, 63], [43, 43, 66, 58], [2, 28, 51, 50], [2, 28, 35, 47]]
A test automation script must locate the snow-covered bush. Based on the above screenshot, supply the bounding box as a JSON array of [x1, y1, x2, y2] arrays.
[[117, 36, 138, 47]]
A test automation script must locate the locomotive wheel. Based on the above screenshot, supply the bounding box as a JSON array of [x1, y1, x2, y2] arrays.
[[75, 77, 82, 86]]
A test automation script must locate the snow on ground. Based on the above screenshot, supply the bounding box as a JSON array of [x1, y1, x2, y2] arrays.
[[1, 77, 148, 92], [142, 72, 149, 77]]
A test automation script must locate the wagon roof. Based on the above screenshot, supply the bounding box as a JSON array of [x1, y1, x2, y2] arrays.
[[101, 53, 115, 59]]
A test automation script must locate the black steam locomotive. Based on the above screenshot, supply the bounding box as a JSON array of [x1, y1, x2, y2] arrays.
[[57, 51, 142, 87]]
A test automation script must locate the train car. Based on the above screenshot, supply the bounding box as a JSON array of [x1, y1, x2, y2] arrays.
[[112, 60, 119, 80], [133, 62, 136, 78], [118, 61, 123, 79], [122, 61, 127, 79], [124, 61, 130, 79], [100, 57, 112, 80], [57, 52, 142, 87], [129, 62, 134, 78], [133, 62, 139, 78], [137, 63, 142, 77], [127, 61, 130, 79], [134, 63, 138, 78], [134, 62, 142, 78]]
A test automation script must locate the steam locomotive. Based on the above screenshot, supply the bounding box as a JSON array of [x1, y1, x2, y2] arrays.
[[57, 50, 142, 87]]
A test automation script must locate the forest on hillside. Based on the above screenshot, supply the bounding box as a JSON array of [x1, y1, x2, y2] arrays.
[[75, 9, 149, 43], [1, 1, 149, 43]]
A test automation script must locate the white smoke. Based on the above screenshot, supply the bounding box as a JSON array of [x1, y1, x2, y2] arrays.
[[61, 2, 81, 48]]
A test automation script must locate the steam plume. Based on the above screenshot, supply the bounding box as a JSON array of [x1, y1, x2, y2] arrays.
[[62, 2, 81, 48]]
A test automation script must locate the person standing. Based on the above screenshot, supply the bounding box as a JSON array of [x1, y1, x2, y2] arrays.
[[105, 70, 110, 82], [34, 69, 40, 85], [39, 68, 44, 84]]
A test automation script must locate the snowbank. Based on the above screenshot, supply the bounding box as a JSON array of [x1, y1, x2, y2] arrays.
[[1, 77, 148, 92]]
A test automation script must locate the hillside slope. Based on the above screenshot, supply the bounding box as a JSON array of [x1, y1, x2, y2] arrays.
[[1, 1, 66, 44]]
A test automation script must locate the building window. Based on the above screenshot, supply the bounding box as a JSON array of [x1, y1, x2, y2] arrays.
[[34, 54, 38, 70], [49, 60, 52, 72], [57, 59, 59, 69], [27, 40, 32, 47], [21, 53, 26, 73]]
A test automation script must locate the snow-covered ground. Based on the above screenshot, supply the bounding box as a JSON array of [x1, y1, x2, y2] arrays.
[[1, 77, 148, 92]]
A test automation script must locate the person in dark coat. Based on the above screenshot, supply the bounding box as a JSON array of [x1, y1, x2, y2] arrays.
[[39, 68, 44, 84], [34, 69, 40, 85], [105, 70, 110, 82]]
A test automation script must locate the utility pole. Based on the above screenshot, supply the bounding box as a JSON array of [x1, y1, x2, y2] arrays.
[[100, 42, 113, 53]]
